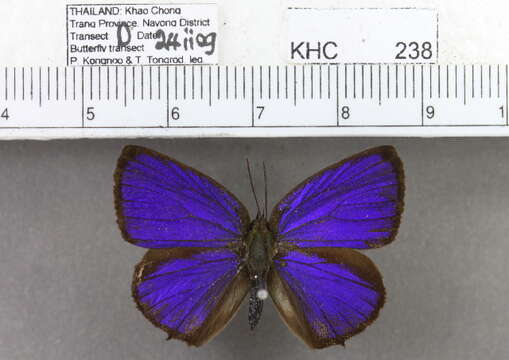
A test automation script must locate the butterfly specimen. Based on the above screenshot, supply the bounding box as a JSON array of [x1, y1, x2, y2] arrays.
[[114, 145, 405, 348]]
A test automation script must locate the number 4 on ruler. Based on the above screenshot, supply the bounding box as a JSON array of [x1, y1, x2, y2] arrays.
[[1, 108, 9, 120]]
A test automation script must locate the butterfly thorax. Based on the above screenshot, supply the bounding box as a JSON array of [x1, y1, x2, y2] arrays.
[[244, 216, 275, 330]]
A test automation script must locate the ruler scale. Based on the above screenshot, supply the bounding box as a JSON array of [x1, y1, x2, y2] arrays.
[[0, 64, 508, 138]]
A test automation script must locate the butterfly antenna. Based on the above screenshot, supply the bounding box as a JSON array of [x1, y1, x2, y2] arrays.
[[246, 159, 261, 216], [263, 161, 268, 218]]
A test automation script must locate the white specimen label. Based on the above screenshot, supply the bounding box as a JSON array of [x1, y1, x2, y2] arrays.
[[288, 8, 438, 64], [66, 4, 218, 66]]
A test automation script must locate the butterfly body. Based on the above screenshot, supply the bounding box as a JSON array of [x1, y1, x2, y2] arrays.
[[114, 145, 405, 348], [243, 215, 275, 329], [244, 216, 274, 284]]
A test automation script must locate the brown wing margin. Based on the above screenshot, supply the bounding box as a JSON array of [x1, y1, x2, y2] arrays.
[[269, 145, 405, 249], [114, 145, 251, 246], [268, 248, 386, 349], [132, 248, 250, 346]]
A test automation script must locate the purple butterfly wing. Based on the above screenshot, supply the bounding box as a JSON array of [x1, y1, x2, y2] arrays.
[[133, 248, 249, 346], [114, 146, 250, 248], [268, 248, 385, 348], [270, 146, 404, 249]]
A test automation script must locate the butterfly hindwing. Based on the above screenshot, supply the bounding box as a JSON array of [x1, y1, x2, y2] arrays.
[[114, 145, 250, 248], [270, 146, 404, 249], [268, 248, 385, 348], [132, 248, 250, 346]]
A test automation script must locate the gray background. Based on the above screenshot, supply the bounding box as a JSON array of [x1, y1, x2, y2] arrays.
[[0, 138, 508, 360]]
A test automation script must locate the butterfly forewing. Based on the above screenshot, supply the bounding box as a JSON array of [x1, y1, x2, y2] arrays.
[[133, 248, 250, 346], [269, 146, 404, 249], [268, 248, 385, 348], [114, 146, 250, 248]]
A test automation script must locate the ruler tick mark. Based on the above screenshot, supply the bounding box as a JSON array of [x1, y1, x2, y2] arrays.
[[505, 64, 509, 126], [124, 66, 127, 107], [157, 66, 161, 100], [455, 65, 458, 99], [81, 67, 84, 126], [200, 66, 204, 100], [370, 65, 373, 99], [22, 67, 25, 101], [361, 64, 365, 99], [56, 67, 59, 101], [251, 66, 254, 126], [13, 67, 17, 101], [208, 65, 212, 106], [344, 65, 348, 99], [293, 66, 297, 106], [480, 64, 483, 99], [98, 67, 101, 101], [72, 67, 75, 101], [175, 66, 178, 101], [141, 66, 144, 101], [404, 64, 407, 99], [497, 64, 501, 98], [47, 66, 51, 101], [311, 65, 314, 100], [336, 64, 339, 125], [446, 65, 449, 99], [39, 67, 42, 107], [259, 66, 263, 100], [471, 64, 475, 99], [277, 65, 280, 99], [4, 67, 7, 101], [319, 65, 323, 99], [420, 65, 424, 125], [225, 65, 229, 100], [193, 66, 196, 100], [353, 64, 357, 99], [438, 65, 441, 99], [302, 66, 305, 99], [90, 67, 94, 101], [268, 66, 272, 100], [149, 66, 152, 101], [489, 65, 492, 98], [242, 66, 246, 100], [327, 65, 331, 100], [386, 65, 390, 99], [166, 66, 169, 127], [394, 64, 399, 99], [30, 67, 34, 102], [464, 65, 467, 105], [429, 64, 432, 99], [412, 64, 416, 99], [183, 65, 187, 100], [285, 65, 288, 99], [115, 66, 118, 101], [234, 66, 237, 100], [107, 67, 110, 101]]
